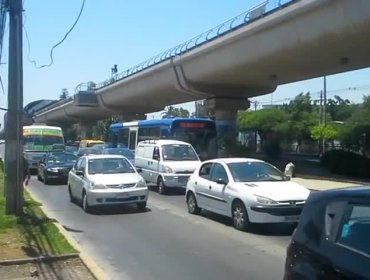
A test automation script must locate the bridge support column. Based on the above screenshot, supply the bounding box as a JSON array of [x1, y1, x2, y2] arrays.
[[204, 98, 250, 153], [78, 122, 96, 140]]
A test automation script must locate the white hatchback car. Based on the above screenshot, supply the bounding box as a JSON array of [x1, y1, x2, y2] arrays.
[[186, 158, 310, 230], [68, 154, 148, 213]]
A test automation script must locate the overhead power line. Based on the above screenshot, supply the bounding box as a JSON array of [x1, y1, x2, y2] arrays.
[[25, 0, 85, 69]]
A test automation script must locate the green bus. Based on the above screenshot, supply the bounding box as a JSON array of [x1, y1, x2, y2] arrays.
[[23, 125, 65, 171]]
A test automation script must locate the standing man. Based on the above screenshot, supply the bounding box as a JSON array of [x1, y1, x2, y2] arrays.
[[23, 155, 30, 186]]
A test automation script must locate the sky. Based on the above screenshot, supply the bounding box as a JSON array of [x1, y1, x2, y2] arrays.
[[0, 0, 370, 126]]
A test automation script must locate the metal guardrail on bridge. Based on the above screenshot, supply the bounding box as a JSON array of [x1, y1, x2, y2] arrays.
[[35, 0, 298, 115]]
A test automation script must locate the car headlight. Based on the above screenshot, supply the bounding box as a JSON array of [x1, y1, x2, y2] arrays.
[[163, 165, 173, 173], [256, 195, 278, 205], [90, 182, 106, 189], [47, 167, 59, 172], [136, 179, 147, 188]]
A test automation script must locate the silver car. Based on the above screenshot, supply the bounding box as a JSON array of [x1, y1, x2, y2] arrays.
[[68, 154, 148, 213]]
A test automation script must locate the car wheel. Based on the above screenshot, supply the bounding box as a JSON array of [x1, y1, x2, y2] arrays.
[[82, 191, 91, 213], [158, 177, 167, 195], [68, 185, 75, 203], [137, 201, 147, 210], [232, 200, 250, 231], [187, 192, 201, 214]]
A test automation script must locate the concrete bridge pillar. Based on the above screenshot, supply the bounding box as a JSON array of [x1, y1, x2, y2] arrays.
[[204, 97, 250, 151], [78, 122, 96, 140]]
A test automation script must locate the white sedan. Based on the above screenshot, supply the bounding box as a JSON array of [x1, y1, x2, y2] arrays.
[[68, 154, 148, 213], [185, 158, 310, 231]]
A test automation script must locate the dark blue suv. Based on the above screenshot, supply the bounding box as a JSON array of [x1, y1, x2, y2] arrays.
[[284, 186, 370, 280]]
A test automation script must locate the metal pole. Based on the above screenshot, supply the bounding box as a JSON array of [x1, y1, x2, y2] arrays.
[[322, 76, 327, 154], [5, 0, 23, 215]]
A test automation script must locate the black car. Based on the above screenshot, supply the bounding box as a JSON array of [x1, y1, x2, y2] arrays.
[[37, 151, 78, 184], [284, 186, 370, 280]]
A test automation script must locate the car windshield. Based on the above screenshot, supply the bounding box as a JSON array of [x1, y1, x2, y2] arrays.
[[161, 144, 198, 161], [88, 158, 135, 174], [65, 146, 77, 152], [228, 161, 285, 182], [47, 153, 77, 164], [105, 148, 134, 159]]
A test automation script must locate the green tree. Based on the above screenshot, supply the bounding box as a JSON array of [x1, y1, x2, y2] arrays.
[[338, 95, 370, 154], [310, 124, 338, 142], [326, 95, 356, 122], [238, 108, 288, 148], [162, 105, 190, 118], [282, 93, 319, 151]]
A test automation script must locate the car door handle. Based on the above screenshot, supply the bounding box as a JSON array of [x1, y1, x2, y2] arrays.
[[209, 186, 212, 190]]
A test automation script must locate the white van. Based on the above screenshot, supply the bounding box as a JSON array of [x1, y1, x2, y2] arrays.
[[135, 139, 201, 194]]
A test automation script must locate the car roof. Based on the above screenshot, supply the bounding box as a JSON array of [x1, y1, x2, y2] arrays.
[[83, 154, 125, 160], [307, 185, 370, 203], [47, 151, 76, 156], [203, 158, 265, 164], [138, 139, 191, 146]]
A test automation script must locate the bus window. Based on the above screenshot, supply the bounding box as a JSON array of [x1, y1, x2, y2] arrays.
[[129, 130, 137, 150], [118, 128, 129, 147]]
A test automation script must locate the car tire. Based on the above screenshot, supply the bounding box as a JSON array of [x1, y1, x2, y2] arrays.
[[158, 177, 167, 195], [137, 201, 147, 210], [232, 200, 250, 231], [187, 192, 201, 214], [68, 185, 75, 203], [82, 191, 91, 213]]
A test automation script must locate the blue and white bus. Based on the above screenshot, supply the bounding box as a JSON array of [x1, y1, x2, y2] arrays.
[[108, 118, 218, 160]]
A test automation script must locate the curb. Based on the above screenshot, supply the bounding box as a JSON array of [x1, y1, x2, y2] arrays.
[[25, 189, 110, 280], [0, 253, 79, 266], [294, 174, 370, 185]]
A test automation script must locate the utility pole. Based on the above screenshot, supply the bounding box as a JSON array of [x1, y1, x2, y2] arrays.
[[5, 0, 24, 215], [322, 76, 327, 154]]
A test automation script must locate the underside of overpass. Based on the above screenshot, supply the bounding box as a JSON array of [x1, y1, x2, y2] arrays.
[[33, 0, 370, 143]]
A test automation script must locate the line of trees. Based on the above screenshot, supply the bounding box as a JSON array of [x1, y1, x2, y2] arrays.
[[237, 93, 370, 157]]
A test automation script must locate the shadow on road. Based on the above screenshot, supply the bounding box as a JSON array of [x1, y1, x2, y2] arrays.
[[200, 210, 295, 236], [148, 185, 186, 196], [88, 204, 152, 216]]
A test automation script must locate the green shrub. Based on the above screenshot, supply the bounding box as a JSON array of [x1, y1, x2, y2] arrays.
[[321, 150, 370, 178]]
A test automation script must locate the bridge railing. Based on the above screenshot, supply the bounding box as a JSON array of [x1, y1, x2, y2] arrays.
[[95, 0, 298, 89], [35, 0, 298, 116]]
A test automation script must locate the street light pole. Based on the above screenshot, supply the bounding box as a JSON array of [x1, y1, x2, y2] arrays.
[[322, 76, 327, 154], [5, 0, 24, 215]]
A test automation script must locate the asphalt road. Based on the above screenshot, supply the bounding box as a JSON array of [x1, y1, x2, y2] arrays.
[[26, 177, 292, 280]]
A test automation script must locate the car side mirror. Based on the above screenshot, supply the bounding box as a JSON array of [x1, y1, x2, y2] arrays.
[[76, 170, 84, 176], [136, 167, 143, 173], [217, 178, 228, 185]]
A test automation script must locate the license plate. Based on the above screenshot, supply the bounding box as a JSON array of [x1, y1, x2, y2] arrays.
[[284, 215, 300, 222], [116, 193, 129, 198]]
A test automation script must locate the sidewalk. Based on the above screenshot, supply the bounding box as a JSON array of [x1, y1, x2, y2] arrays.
[[292, 176, 369, 191]]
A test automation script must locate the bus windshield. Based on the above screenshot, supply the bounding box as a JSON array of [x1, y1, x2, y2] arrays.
[[23, 126, 64, 152], [171, 121, 217, 160]]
